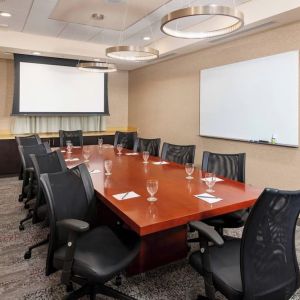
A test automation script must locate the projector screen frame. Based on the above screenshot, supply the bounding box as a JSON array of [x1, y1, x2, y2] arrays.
[[12, 54, 109, 116]]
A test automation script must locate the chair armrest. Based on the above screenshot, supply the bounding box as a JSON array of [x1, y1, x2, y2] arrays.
[[57, 219, 89, 233], [189, 221, 224, 247]]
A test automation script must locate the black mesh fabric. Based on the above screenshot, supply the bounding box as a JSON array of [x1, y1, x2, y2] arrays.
[[19, 143, 50, 169], [113, 131, 137, 150], [161, 143, 195, 164], [133, 138, 161, 156], [202, 152, 245, 182], [16, 134, 41, 146], [59, 130, 83, 147], [241, 189, 300, 300]]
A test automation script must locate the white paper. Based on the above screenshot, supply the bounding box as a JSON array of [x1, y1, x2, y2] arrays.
[[194, 193, 222, 203], [73, 146, 82, 149], [152, 161, 169, 165], [89, 169, 101, 174], [201, 177, 224, 182], [60, 150, 66, 153], [113, 191, 140, 200], [102, 144, 114, 148], [125, 153, 139, 156], [65, 158, 80, 162]]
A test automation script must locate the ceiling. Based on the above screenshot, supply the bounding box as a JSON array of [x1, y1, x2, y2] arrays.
[[0, 0, 300, 70]]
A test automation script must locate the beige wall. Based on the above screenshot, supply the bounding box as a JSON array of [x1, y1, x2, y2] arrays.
[[0, 59, 129, 133], [128, 21, 300, 190]]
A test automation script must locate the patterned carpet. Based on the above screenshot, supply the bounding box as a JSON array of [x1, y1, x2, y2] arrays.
[[1, 176, 300, 300]]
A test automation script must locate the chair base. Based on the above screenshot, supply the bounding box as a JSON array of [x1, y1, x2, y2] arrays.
[[19, 210, 33, 231], [24, 235, 49, 259], [197, 295, 209, 300], [65, 283, 136, 300]]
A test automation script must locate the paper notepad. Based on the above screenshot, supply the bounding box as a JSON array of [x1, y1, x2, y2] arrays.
[[152, 161, 169, 165], [103, 144, 114, 148], [60, 150, 66, 153], [113, 191, 140, 201], [201, 177, 224, 183], [89, 169, 101, 174], [194, 193, 222, 204], [73, 146, 82, 149], [65, 158, 80, 162], [125, 153, 139, 156]]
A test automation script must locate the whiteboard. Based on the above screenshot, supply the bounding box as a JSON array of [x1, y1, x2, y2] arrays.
[[200, 51, 299, 147]]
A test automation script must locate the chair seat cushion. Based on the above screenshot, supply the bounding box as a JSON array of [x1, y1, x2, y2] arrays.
[[189, 238, 243, 300], [53, 226, 140, 283]]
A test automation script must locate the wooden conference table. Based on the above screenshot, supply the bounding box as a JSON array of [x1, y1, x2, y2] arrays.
[[61, 145, 262, 275]]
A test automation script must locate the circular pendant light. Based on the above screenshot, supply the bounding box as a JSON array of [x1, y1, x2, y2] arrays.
[[76, 61, 117, 73], [106, 45, 159, 62], [161, 5, 244, 39]]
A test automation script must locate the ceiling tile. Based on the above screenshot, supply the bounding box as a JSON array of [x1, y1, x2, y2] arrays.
[[59, 23, 102, 41]]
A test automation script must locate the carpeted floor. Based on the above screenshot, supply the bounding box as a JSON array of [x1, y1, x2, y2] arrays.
[[1, 176, 300, 300]]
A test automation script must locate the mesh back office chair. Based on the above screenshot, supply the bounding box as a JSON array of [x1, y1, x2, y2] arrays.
[[161, 143, 196, 164], [202, 151, 247, 234], [189, 188, 300, 300], [133, 137, 161, 157], [18, 143, 51, 231], [41, 164, 141, 299], [15, 134, 42, 186], [114, 131, 137, 150], [22, 150, 67, 260], [59, 130, 83, 147]]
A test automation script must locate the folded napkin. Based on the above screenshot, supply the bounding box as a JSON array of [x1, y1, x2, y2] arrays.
[[89, 169, 101, 174], [113, 191, 140, 201], [152, 161, 169, 165], [125, 152, 139, 156], [65, 158, 80, 162], [201, 177, 224, 182], [194, 193, 222, 204]]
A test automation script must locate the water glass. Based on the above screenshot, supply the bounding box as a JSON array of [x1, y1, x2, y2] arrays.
[[83, 147, 91, 162], [205, 172, 216, 193], [66, 140, 73, 153], [98, 138, 103, 148], [143, 151, 150, 164], [185, 163, 194, 179], [104, 160, 112, 175], [146, 179, 158, 202], [116, 144, 123, 155]]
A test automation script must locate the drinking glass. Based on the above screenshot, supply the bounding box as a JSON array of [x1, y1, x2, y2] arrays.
[[185, 163, 194, 179], [143, 151, 150, 164], [104, 160, 112, 175], [116, 144, 123, 155], [146, 179, 159, 202], [83, 147, 91, 162], [98, 138, 103, 148], [66, 140, 73, 154], [205, 172, 216, 193]]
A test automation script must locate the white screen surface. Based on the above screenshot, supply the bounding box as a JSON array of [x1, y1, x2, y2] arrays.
[[200, 51, 299, 147], [19, 62, 105, 113]]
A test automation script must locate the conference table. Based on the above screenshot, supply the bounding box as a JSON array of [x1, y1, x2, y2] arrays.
[[60, 145, 262, 275]]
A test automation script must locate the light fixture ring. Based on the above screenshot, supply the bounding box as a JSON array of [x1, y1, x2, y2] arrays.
[[106, 45, 159, 62], [76, 62, 117, 73], [161, 5, 244, 39]]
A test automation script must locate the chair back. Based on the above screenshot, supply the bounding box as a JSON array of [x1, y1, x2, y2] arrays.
[[16, 134, 42, 146], [59, 130, 83, 147], [241, 188, 300, 299], [40, 164, 95, 275], [114, 131, 137, 150], [18, 143, 51, 170], [133, 137, 161, 156], [161, 143, 195, 164], [202, 151, 245, 182]]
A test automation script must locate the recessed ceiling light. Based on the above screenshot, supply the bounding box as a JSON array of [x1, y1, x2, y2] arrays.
[[32, 51, 41, 55], [91, 13, 104, 20], [143, 36, 151, 41], [0, 11, 12, 18], [0, 23, 8, 27]]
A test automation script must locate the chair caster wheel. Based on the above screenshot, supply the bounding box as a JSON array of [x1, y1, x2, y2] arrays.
[[24, 250, 31, 259], [19, 224, 25, 231], [115, 274, 122, 286], [24, 204, 30, 209], [18, 194, 24, 202], [66, 283, 74, 292]]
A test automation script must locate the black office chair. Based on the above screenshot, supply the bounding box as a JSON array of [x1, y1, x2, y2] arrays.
[[161, 142, 195, 164], [114, 131, 137, 150], [201, 151, 247, 235], [133, 137, 161, 156], [189, 188, 300, 300], [40, 164, 141, 299], [18, 143, 51, 230], [23, 150, 67, 259], [15, 134, 42, 188], [59, 130, 83, 147]]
